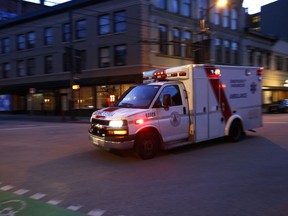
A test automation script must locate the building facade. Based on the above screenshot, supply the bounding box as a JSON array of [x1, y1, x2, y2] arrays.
[[245, 0, 288, 106], [0, 0, 287, 115], [0, 0, 47, 21]]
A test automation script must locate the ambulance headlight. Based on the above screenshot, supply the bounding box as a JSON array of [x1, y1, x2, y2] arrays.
[[109, 120, 126, 127]]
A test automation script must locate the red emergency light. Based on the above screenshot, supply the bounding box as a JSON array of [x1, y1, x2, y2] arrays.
[[257, 68, 263, 76], [152, 69, 167, 81]]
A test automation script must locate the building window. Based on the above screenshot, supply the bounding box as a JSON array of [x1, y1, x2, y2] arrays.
[[158, 0, 167, 10], [114, 11, 126, 33], [248, 49, 254, 66], [182, 0, 191, 17], [1, 38, 10, 53], [63, 52, 69, 72], [183, 30, 192, 58], [173, 28, 181, 56], [17, 34, 26, 50], [231, 42, 238, 64], [222, 8, 229, 28], [2, 62, 10, 78], [114, 44, 126, 66], [76, 19, 86, 40], [276, 55, 283, 71], [75, 49, 86, 73], [99, 47, 110, 68], [231, 8, 238, 30], [224, 40, 230, 64], [74, 87, 94, 109], [214, 8, 221, 25], [257, 52, 262, 66], [215, 38, 222, 63], [98, 14, 110, 35], [17, 60, 26, 77], [62, 23, 71, 42], [159, 24, 168, 55], [96, 85, 131, 109], [170, 0, 179, 13], [265, 53, 271, 69], [27, 32, 35, 49], [27, 58, 35, 75], [44, 27, 53, 46], [44, 55, 53, 74]]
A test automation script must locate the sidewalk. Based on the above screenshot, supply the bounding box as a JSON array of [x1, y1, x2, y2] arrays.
[[0, 113, 89, 123]]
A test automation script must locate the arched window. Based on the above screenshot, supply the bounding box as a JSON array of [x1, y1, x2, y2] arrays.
[[214, 8, 221, 26], [231, 8, 238, 30], [222, 8, 229, 28], [173, 28, 181, 56]]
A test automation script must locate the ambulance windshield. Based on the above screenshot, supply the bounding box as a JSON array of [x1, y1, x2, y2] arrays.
[[115, 85, 160, 109]]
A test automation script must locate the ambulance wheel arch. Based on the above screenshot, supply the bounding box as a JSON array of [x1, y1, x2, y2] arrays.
[[134, 127, 162, 159], [225, 115, 244, 142]]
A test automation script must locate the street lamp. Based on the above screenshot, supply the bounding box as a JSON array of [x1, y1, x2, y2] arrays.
[[200, 0, 228, 32], [199, 0, 228, 63]]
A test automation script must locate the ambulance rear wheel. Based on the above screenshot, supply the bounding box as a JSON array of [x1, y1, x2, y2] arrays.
[[135, 131, 159, 160], [228, 120, 243, 142]]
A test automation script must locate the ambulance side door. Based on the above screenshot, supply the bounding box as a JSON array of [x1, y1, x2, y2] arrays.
[[154, 84, 189, 143], [194, 78, 209, 141]]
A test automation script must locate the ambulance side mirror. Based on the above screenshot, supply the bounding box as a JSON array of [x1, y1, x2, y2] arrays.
[[162, 94, 172, 108]]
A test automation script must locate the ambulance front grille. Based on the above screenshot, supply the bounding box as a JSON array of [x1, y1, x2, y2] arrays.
[[91, 118, 110, 126]]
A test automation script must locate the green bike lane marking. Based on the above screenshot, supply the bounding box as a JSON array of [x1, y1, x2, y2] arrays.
[[0, 191, 86, 216]]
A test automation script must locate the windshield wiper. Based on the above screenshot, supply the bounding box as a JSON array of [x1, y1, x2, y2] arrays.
[[118, 102, 134, 108]]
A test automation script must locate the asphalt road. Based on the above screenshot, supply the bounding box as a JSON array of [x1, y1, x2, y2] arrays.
[[0, 114, 287, 216]]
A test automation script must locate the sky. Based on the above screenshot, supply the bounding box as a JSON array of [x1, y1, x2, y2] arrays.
[[25, 0, 278, 14], [243, 0, 278, 14]]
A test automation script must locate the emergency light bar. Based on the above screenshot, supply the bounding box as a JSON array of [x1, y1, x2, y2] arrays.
[[143, 67, 189, 82]]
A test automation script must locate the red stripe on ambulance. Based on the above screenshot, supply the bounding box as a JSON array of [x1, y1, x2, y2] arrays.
[[204, 65, 232, 122]]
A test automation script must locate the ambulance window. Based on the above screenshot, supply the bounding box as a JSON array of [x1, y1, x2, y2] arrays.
[[156, 85, 182, 107]]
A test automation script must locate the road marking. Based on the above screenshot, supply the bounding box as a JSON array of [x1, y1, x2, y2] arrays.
[[30, 193, 46, 200], [14, 189, 29, 195], [47, 199, 62, 205], [0, 199, 26, 215], [67, 205, 82, 211], [0, 190, 87, 216], [0, 185, 14, 191], [87, 209, 106, 216]]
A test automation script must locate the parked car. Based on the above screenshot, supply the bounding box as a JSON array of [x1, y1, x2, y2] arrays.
[[267, 99, 288, 113]]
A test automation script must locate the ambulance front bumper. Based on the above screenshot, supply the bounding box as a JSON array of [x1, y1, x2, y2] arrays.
[[88, 133, 135, 150]]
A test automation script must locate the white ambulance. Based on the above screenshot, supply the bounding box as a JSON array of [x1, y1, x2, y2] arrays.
[[88, 64, 263, 159]]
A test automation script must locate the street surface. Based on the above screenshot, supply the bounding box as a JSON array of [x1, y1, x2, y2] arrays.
[[0, 114, 288, 216]]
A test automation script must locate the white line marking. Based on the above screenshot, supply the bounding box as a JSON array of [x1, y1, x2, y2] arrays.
[[30, 193, 46, 200], [67, 205, 82, 211], [0, 185, 14, 191], [14, 189, 29, 195], [47, 199, 62, 205], [87, 209, 106, 216]]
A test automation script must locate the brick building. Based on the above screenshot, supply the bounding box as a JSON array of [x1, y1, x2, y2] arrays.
[[0, 0, 286, 115]]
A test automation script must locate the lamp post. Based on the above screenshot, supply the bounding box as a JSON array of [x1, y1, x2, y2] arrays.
[[199, 0, 228, 63]]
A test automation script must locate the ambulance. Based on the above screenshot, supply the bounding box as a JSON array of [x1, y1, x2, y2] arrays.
[[88, 64, 263, 159]]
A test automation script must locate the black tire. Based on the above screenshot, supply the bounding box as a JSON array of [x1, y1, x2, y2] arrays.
[[134, 131, 159, 160], [228, 120, 243, 142]]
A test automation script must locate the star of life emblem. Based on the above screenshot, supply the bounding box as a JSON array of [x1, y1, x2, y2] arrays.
[[170, 111, 181, 127]]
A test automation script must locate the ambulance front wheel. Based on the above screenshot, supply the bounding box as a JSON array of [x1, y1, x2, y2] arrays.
[[228, 119, 243, 142], [135, 131, 159, 160]]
